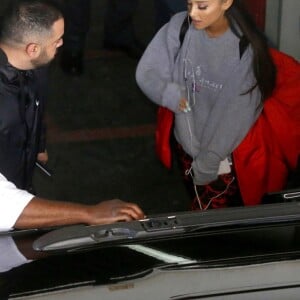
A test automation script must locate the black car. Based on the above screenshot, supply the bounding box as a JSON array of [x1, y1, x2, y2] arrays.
[[1, 189, 300, 300]]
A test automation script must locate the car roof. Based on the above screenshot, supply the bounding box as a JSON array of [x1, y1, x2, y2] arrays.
[[2, 202, 300, 299]]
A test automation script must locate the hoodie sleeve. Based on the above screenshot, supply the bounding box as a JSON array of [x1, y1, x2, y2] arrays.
[[136, 12, 187, 113]]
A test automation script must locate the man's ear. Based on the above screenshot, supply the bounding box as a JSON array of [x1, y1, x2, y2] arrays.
[[222, 0, 234, 10], [25, 43, 41, 58]]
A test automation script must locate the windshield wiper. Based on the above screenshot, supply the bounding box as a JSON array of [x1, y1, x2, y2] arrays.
[[33, 201, 300, 252]]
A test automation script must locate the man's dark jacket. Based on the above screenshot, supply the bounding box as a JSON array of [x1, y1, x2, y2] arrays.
[[0, 49, 47, 190]]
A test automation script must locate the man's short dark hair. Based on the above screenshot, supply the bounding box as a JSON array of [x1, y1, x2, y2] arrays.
[[0, 0, 63, 46]]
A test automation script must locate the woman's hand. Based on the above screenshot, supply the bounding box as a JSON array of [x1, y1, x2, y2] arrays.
[[178, 98, 191, 113]]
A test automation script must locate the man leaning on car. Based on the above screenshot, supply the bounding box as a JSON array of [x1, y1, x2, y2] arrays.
[[0, 0, 144, 232]]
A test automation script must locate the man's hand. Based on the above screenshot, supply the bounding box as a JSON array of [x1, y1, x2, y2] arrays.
[[37, 151, 48, 164], [87, 199, 145, 225], [14, 198, 145, 230]]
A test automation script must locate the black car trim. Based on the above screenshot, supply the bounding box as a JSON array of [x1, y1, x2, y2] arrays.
[[33, 202, 300, 252], [170, 283, 300, 299]]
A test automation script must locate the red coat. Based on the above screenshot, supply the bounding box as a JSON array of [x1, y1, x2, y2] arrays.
[[155, 49, 300, 205]]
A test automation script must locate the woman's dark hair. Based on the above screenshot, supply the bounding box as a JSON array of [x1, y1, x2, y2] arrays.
[[226, 0, 276, 101]]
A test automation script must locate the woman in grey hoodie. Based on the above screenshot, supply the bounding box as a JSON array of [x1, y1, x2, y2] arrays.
[[136, 0, 276, 210]]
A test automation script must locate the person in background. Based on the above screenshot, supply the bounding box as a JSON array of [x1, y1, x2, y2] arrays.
[[154, 0, 186, 31], [61, 0, 144, 76], [136, 0, 277, 209], [103, 0, 144, 58], [59, 0, 90, 75]]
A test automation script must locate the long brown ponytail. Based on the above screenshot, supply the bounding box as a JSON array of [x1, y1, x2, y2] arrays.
[[226, 0, 276, 101]]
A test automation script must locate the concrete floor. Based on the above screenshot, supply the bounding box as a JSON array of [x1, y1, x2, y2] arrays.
[[33, 0, 191, 215]]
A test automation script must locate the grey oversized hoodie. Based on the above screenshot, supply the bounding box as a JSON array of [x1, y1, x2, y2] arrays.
[[136, 12, 262, 185]]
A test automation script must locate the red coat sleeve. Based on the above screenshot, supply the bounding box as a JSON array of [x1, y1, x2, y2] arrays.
[[234, 49, 300, 205]]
